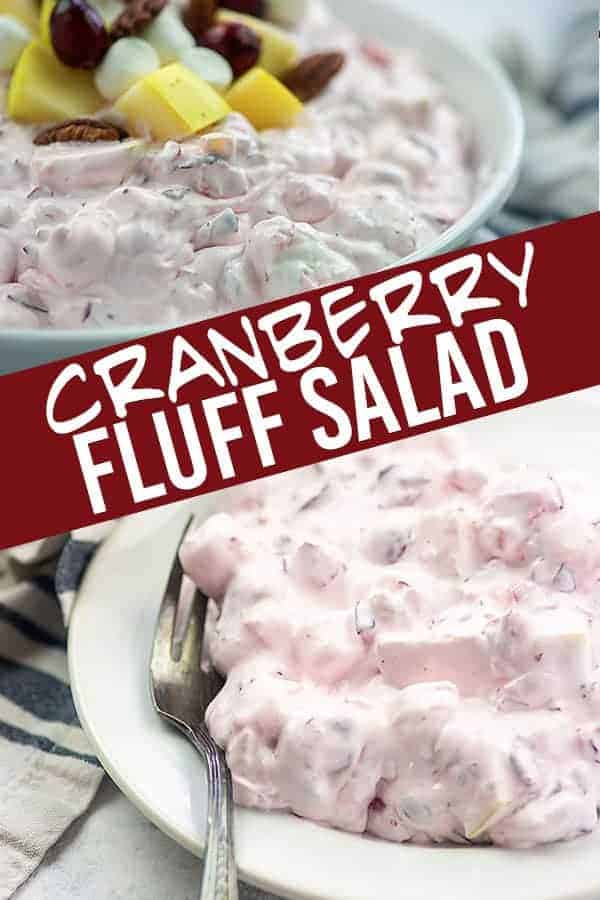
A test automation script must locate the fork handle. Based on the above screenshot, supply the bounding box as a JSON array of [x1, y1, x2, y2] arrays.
[[190, 729, 238, 900]]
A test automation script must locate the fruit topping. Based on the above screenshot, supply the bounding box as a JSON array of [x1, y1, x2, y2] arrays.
[[225, 65, 302, 130], [40, 0, 56, 45], [0, 0, 38, 34], [0, 14, 31, 70], [41, 0, 118, 45], [199, 20, 259, 78], [94, 35, 159, 100], [50, 0, 109, 67], [4, 0, 306, 136], [33, 116, 127, 143], [220, 0, 265, 17], [141, 5, 194, 63], [216, 8, 296, 77], [282, 50, 345, 101], [8, 40, 103, 121], [179, 45, 232, 91], [115, 61, 230, 140], [181, 0, 214, 44], [110, 0, 166, 40]]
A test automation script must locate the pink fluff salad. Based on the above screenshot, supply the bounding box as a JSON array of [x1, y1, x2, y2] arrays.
[[181, 431, 600, 849], [0, 1, 475, 329]]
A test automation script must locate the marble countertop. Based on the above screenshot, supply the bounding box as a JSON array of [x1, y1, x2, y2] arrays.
[[14, 2, 592, 898]]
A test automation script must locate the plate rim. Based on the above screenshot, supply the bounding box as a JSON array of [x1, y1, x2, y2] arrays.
[[68, 394, 600, 900]]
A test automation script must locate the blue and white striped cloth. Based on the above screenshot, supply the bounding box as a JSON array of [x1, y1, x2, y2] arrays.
[[0, 12, 597, 899]]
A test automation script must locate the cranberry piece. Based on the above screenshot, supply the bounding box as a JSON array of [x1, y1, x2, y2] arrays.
[[369, 798, 386, 813], [50, 0, 109, 69], [200, 22, 261, 77], [221, 0, 266, 16]]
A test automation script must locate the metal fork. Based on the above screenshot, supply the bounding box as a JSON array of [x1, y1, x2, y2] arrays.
[[150, 516, 238, 900]]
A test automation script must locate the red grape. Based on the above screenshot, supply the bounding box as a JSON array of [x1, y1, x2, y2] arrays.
[[220, 0, 266, 16], [200, 22, 261, 78], [50, 0, 110, 69]]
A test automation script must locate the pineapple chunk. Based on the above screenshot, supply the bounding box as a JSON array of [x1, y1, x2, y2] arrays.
[[8, 41, 103, 123], [217, 9, 297, 77], [39, 0, 53, 45], [226, 67, 303, 131], [115, 62, 231, 140], [0, 0, 38, 32]]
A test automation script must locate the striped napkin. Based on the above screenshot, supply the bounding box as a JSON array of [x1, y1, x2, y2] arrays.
[[0, 11, 597, 899], [0, 536, 101, 899]]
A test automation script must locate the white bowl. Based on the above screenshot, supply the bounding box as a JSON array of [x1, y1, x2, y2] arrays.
[[0, 0, 523, 375]]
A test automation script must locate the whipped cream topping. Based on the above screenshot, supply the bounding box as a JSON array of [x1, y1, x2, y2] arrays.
[[0, 1, 475, 329], [181, 431, 600, 848]]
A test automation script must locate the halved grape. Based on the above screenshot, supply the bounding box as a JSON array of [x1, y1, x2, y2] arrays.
[[200, 21, 260, 78], [50, 0, 109, 69]]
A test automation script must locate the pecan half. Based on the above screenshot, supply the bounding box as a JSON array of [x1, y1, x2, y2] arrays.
[[182, 0, 216, 40], [33, 118, 128, 145], [282, 51, 345, 102], [110, 0, 166, 39]]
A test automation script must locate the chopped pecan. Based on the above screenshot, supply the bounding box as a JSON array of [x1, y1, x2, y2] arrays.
[[110, 0, 167, 39], [33, 118, 128, 145], [282, 50, 345, 102], [182, 0, 216, 40]]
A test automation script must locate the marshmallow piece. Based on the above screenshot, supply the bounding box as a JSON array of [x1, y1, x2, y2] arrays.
[[94, 37, 160, 101], [179, 46, 233, 93], [267, 0, 307, 26], [141, 6, 195, 64], [0, 15, 31, 71], [180, 513, 249, 600]]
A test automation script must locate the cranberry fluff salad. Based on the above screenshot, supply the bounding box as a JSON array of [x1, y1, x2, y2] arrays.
[[181, 431, 600, 849], [0, 0, 475, 329]]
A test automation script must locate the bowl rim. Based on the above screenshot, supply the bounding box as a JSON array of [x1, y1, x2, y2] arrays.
[[3, 0, 524, 347]]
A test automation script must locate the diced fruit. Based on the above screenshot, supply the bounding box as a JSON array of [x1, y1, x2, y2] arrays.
[[179, 45, 233, 92], [225, 66, 302, 130], [141, 6, 195, 64], [8, 40, 103, 122], [40, 0, 55, 45], [200, 21, 259, 78], [50, 0, 109, 68], [217, 9, 297, 77], [0, 0, 37, 31], [94, 37, 159, 101], [115, 61, 231, 140], [42, 0, 120, 39], [221, 0, 265, 16], [0, 14, 31, 70]]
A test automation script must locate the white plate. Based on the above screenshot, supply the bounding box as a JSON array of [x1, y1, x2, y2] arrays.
[[69, 391, 600, 900], [0, 0, 523, 374]]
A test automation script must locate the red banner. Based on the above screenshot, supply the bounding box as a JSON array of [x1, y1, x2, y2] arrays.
[[0, 212, 598, 550]]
